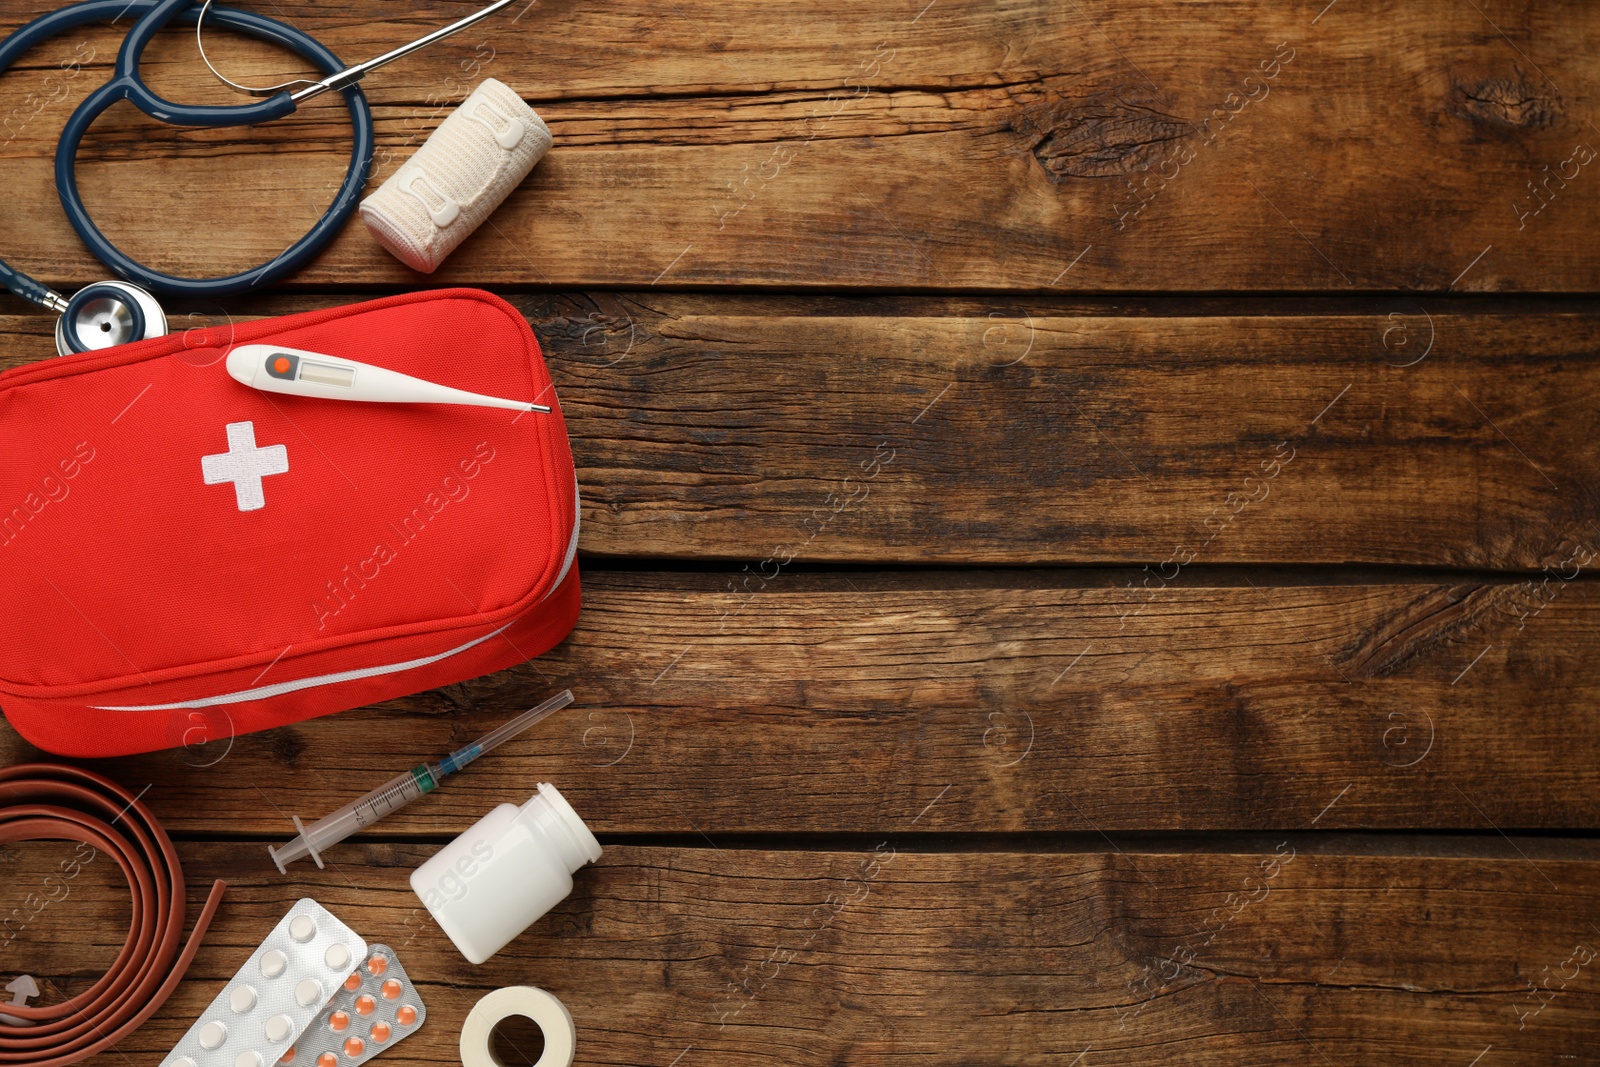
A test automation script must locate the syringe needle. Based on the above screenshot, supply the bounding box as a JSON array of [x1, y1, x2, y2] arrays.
[[445, 690, 575, 772]]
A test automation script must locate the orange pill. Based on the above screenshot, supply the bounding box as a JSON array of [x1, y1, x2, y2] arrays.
[[370, 1022, 391, 1043], [380, 979, 402, 1000], [343, 974, 361, 992], [396, 1005, 417, 1026], [343, 1038, 364, 1058], [366, 955, 388, 976], [317, 1055, 337, 1067], [328, 1011, 349, 1033], [354, 995, 376, 1016], [278, 1048, 295, 1065]]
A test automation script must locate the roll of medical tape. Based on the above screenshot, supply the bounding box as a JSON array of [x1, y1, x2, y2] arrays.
[[458, 986, 576, 1067]]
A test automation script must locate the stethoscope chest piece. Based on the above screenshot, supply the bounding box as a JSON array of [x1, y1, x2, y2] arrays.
[[54, 281, 167, 356]]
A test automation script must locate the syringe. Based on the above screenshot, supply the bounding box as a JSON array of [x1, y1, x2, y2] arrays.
[[268, 689, 574, 872]]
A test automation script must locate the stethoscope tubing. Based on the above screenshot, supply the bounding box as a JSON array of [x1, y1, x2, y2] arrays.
[[0, 0, 374, 303]]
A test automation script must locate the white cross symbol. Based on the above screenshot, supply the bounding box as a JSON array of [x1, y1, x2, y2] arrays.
[[201, 421, 289, 512]]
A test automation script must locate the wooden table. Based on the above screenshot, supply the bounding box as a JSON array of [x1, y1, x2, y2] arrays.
[[3, 1, 1599, 1063]]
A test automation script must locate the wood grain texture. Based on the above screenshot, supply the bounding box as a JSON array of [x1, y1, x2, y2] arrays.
[[533, 296, 1600, 567], [5, 297, 1596, 567], [0, 1, 1596, 290], [5, 840, 1598, 1066], [1, 0, 1596, 1056], [2, 571, 1594, 835]]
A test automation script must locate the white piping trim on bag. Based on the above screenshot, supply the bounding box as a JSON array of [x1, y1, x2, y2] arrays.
[[92, 623, 514, 712], [93, 482, 583, 713], [544, 481, 581, 600]]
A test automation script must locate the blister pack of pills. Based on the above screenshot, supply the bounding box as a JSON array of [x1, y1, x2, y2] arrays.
[[162, 899, 368, 1067], [279, 945, 426, 1067]]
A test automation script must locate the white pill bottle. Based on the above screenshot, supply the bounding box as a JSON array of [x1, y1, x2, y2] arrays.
[[411, 783, 601, 964]]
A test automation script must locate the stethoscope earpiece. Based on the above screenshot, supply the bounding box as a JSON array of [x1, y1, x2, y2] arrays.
[[54, 281, 167, 356]]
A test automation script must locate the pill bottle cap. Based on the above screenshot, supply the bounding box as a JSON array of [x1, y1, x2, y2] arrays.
[[518, 783, 602, 874]]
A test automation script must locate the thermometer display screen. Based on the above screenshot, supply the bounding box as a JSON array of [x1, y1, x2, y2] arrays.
[[300, 360, 356, 388]]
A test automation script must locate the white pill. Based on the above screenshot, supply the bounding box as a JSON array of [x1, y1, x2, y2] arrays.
[[295, 978, 324, 1007], [324, 943, 351, 971], [264, 1014, 294, 1043], [259, 949, 287, 979], [198, 1021, 227, 1050], [229, 984, 257, 1014], [289, 915, 317, 942], [235, 1053, 262, 1067]]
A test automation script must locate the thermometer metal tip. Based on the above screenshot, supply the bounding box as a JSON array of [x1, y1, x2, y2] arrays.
[[225, 345, 551, 413]]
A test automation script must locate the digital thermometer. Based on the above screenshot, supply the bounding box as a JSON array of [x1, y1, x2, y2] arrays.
[[225, 344, 551, 413]]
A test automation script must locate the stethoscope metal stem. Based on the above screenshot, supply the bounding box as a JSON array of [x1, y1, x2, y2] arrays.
[[289, 0, 519, 102]]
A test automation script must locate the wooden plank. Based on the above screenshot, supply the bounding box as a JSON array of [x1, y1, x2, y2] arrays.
[[535, 297, 1600, 567], [1, 1, 1597, 290], [5, 840, 1598, 1064], [3, 298, 1596, 567], [5, 571, 1597, 834]]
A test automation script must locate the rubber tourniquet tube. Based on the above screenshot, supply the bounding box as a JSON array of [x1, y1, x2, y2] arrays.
[[0, 763, 227, 1067]]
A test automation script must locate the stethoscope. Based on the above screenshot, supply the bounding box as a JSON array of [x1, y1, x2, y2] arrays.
[[0, 0, 516, 356]]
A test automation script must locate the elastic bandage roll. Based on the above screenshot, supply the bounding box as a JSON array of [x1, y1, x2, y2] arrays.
[[360, 78, 552, 274]]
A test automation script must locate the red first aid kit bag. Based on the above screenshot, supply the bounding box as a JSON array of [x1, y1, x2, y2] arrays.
[[0, 289, 580, 757]]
